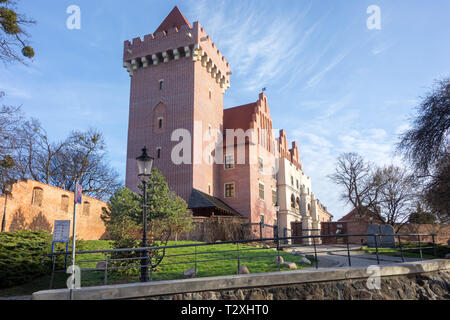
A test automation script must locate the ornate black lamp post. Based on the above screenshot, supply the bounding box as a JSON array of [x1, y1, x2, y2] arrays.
[[274, 201, 280, 249], [136, 147, 154, 282], [1, 182, 13, 232]]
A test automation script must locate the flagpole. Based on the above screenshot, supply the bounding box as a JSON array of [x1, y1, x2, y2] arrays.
[[70, 183, 79, 300]]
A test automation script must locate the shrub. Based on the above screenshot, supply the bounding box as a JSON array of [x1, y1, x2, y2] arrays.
[[0, 230, 54, 288], [0, 230, 90, 288], [103, 172, 193, 276]]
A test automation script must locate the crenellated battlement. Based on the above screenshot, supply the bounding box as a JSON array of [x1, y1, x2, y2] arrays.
[[123, 20, 231, 92]]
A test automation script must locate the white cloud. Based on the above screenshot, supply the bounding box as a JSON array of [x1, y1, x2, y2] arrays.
[[187, 0, 320, 91], [304, 50, 350, 90], [286, 95, 403, 219], [372, 42, 393, 55]]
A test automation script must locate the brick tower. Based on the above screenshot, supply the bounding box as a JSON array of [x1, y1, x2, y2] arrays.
[[123, 6, 231, 202]]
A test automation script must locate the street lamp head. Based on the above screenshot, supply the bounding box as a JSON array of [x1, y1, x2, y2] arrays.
[[274, 201, 280, 212], [136, 147, 154, 177]]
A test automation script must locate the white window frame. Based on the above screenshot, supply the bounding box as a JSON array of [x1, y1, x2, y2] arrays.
[[258, 180, 265, 201], [258, 157, 264, 173], [224, 153, 235, 169]]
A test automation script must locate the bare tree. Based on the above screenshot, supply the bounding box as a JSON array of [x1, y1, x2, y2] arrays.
[[51, 129, 121, 200], [0, 99, 121, 200], [15, 119, 67, 185], [0, 91, 22, 187], [328, 153, 383, 218], [0, 0, 35, 64], [398, 77, 449, 222], [398, 77, 449, 175], [329, 153, 418, 228], [423, 155, 449, 224], [373, 165, 417, 230]]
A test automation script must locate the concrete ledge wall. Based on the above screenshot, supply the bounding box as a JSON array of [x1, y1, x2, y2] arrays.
[[32, 259, 450, 300]]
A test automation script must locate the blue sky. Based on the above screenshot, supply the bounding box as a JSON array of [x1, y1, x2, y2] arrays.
[[1, 0, 450, 219]]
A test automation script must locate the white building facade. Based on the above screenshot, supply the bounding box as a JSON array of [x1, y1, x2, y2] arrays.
[[276, 130, 331, 242]]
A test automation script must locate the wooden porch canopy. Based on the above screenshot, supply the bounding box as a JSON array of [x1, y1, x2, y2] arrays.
[[188, 189, 241, 217]]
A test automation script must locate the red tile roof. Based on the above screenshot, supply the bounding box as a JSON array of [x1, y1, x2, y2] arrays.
[[339, 207, 385, 223], [155, 6, 191, 34]]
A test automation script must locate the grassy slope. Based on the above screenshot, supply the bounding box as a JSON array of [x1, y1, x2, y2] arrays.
[[0, 240, 310, 297]]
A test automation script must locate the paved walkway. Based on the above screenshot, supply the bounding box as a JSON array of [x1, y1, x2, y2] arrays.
[[284, 244, 423, 268]]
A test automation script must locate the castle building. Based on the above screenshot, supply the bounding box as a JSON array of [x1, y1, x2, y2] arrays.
[[123, 7, 331, 236]]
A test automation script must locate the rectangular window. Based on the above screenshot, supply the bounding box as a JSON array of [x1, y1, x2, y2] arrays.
[[61, 195, 69, 212], [158, 118, 163, 129], [258, 157, 264, 173], [224, 183, 235, 198], [224, 154, 234, 169], [296, 180, 299, 189], [260, 214, 265, 226], [83, 201, 90, 216], [259, 182, 264, 200], [159, 80, 164, 90], [272, 189, 277, 206], [32, 187, 43, 207], [157, 148, 161, 159]]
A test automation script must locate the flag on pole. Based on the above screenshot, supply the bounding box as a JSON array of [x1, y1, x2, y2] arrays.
[[75, 183, 82, 204]]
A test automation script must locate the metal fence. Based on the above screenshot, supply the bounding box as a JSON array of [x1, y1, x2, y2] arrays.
[[45, 232, 439, 290], [243, 222, 292, 242]]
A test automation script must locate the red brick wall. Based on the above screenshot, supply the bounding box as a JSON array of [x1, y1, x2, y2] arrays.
[[125, 53, 195, 201], [321, 220, 450, 245], [0, 179, 107, 240], [398, 224, 450, 245]]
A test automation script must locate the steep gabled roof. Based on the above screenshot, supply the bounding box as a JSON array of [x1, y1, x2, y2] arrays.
[[155, 6, 192, 33], [339, 207, 385, 223], [188, 189, 241, 216]]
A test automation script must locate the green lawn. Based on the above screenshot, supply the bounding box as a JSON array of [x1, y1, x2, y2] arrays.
[[0, 240, 310, 297], [360, 242, 449, 259]]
